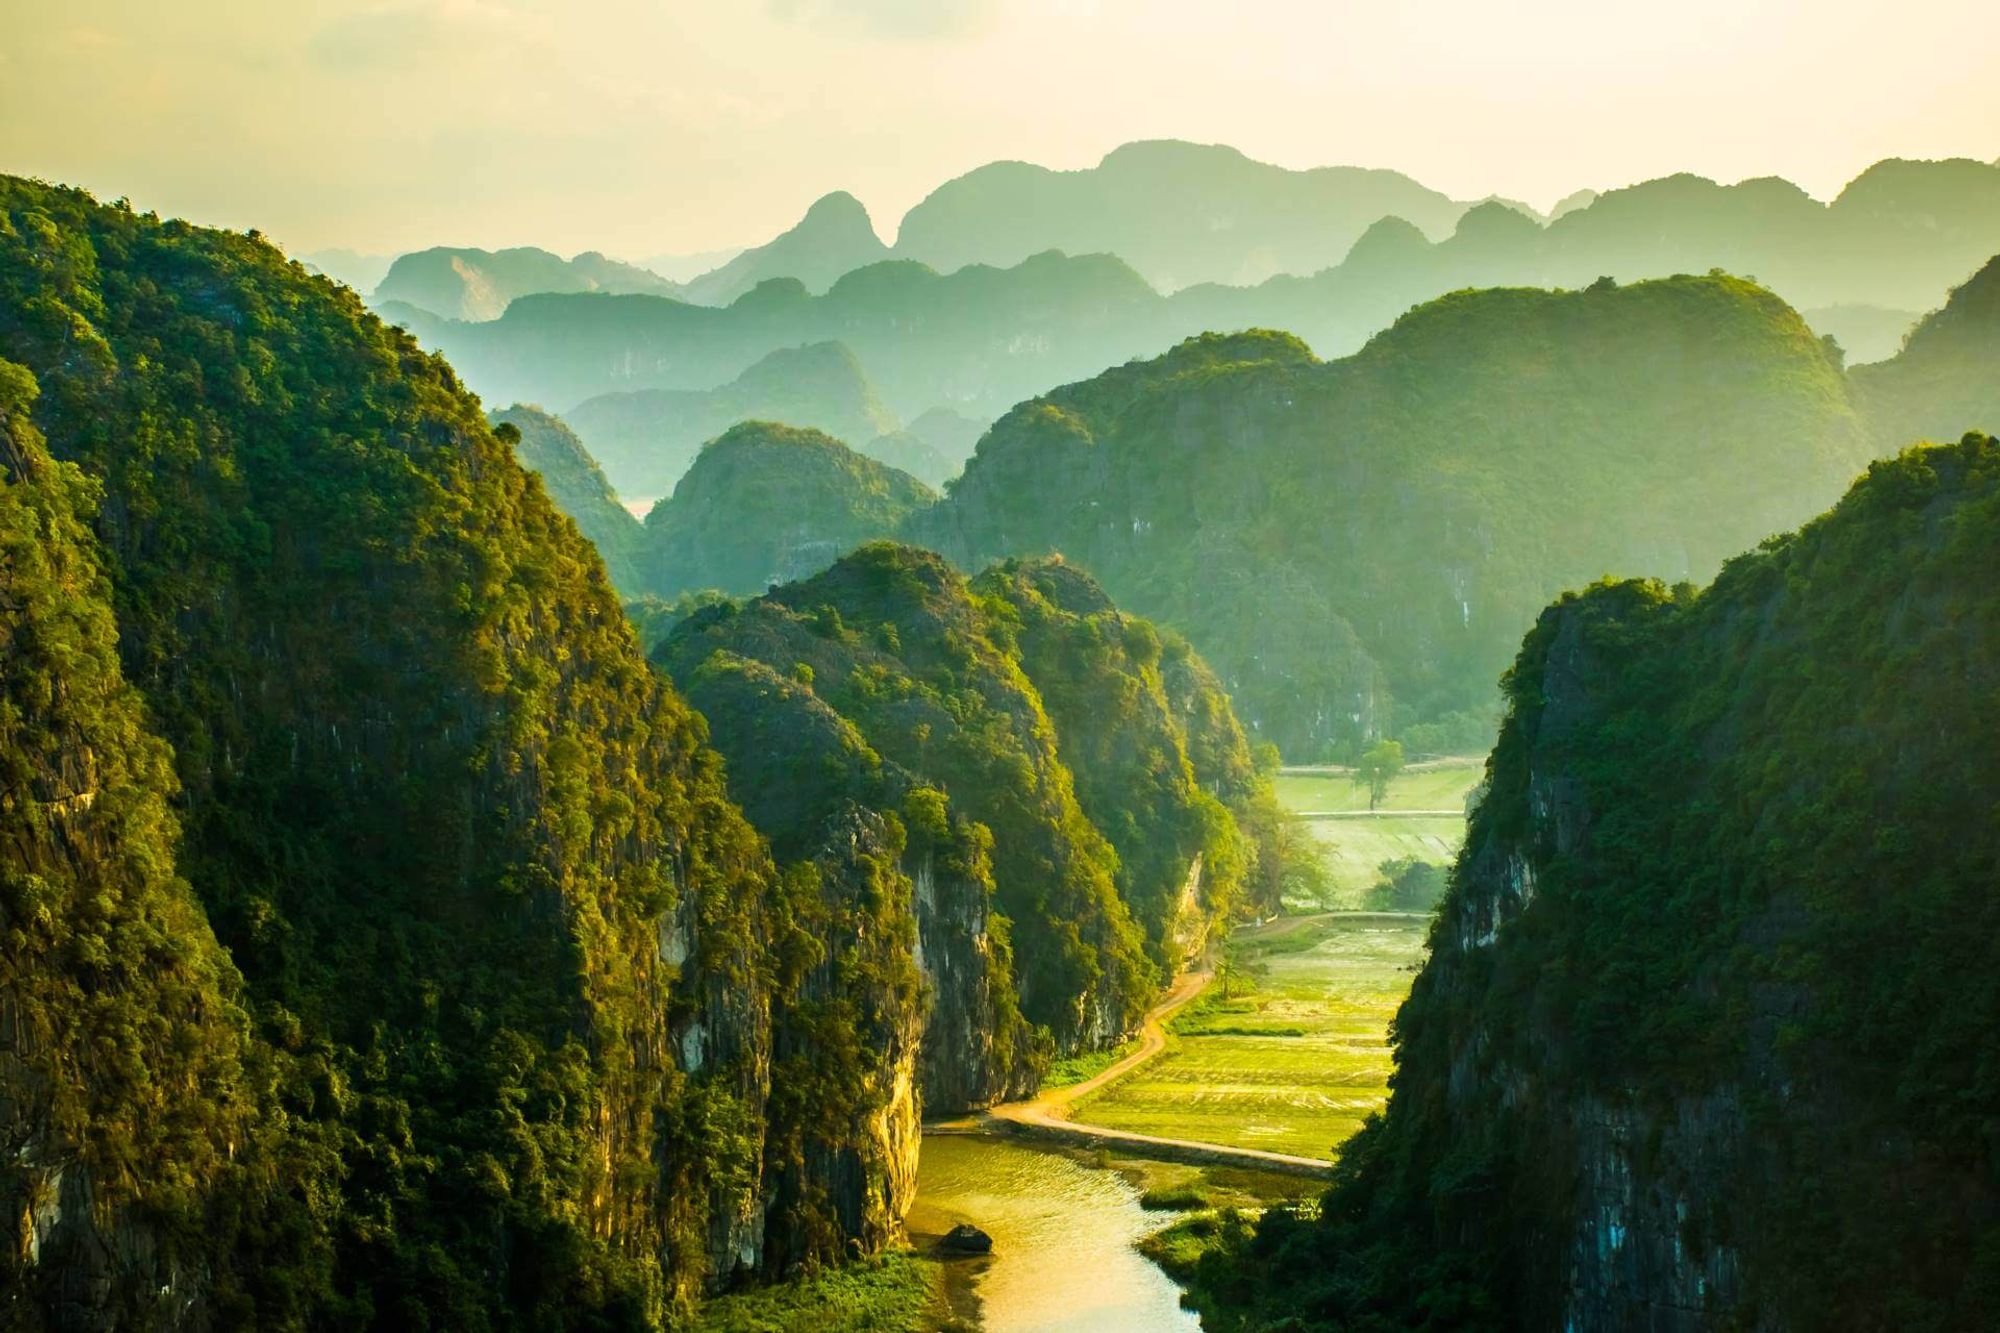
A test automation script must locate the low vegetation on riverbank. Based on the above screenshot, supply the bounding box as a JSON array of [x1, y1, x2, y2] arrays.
[[692, 1253, 967, 1333]]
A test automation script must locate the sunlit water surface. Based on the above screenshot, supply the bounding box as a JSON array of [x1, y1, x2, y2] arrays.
[[909, 1134, 1201, 1333]]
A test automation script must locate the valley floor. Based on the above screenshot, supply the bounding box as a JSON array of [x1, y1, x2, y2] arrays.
[[1275, 760, 1481, 907]]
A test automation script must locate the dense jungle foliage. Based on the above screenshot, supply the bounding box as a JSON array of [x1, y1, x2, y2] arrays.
[[639, 422, 935, 601], [659, 544, 1284, 1053], [0, 174, 929, 1330], [918, 278, 1868, 757], [1181, 434, 2000, 1330]]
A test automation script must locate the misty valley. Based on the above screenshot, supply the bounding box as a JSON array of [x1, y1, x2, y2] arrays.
[[5, 23, 2000, 1331]]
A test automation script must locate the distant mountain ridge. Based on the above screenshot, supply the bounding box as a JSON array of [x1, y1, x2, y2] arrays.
[[388, 154, 2000, 436], [892, 139, 1472, 290], [567, 340, 899, 497], [372, 244, 683, 320], [678, 190, 890, 306]]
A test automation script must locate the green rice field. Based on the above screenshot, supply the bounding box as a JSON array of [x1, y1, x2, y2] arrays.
[[1277, 761, 1482, 907], [1069, 915, 1429, 1161]]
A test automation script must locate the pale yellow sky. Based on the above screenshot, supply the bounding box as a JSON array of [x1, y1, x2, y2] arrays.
[[4, 0, 1996, 260]]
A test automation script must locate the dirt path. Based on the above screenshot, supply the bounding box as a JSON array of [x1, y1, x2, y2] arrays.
[[997, 966, 1212, 1125], [981, 957, 1334, 1178]]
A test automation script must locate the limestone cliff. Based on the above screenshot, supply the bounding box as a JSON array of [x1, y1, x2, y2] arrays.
[[1200, 434, 2000, 1330]]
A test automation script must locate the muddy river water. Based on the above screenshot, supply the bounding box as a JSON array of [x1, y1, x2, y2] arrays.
[[908, 1133, 1202, 1332]]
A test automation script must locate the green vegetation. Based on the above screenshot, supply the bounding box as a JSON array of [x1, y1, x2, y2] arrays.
[[491, 403, 647, 591], [691, 1252, 961, 1333], [0, 174, 931, 1327], [659, 544, 1289, 1063], [640, 421, 935, 600], [1138, 1185, 1212, 1211], [1363, 857, 1446, 913], [920, 278, 1868, 757], [1042, 1039, 1139, 1090], [569, 341, 900, 498], [1271, 761, 1482, 815], [1853, 252, 2000, 449], [1071, 915, 1427, 1160], [1185, 434, 2000, 1330], [0, 360, 297, 1316]]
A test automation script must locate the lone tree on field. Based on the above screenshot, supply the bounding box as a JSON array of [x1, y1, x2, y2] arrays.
[[1355, 739, 1405, 811]]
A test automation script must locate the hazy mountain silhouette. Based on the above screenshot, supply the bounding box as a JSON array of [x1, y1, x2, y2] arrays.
[[892, 139, 1469, 290], [372, 245, 682, 320], [567, 340, 899, 498], [679, 191, 890, 306]]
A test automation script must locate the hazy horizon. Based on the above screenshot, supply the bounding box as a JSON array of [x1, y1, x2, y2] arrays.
[[6, 0, 1998, 264]]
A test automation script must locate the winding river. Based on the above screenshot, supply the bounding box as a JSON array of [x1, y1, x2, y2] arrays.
[[908, 1134, 1201, 1332]]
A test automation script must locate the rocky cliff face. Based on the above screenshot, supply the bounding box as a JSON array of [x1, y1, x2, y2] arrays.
[[1206, 434, 2000, 1331]]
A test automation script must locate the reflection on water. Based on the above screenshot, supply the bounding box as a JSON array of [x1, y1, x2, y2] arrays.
[[909, 1134, 1201, 1333]]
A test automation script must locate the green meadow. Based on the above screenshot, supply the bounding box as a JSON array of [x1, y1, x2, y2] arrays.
[[1070, 915, 1429, 1160]]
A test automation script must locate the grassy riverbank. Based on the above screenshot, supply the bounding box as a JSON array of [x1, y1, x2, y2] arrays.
[[693, 1252, 966, 1332], [1068, 914, 1428, 1160]]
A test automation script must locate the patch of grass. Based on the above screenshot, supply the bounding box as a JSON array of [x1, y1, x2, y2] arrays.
[[1138, 1185, 1212, 1211], [1042, 1037, 1138, 1088], [693, 1252, 966, 1332], [1072, 916, 1428, 1160], [1136, 1209, 1255, 1282]]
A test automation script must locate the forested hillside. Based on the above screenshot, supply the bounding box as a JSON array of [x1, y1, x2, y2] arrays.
[[1852, 253, 2000, 448], [919, 277, 1867, 757], [658, 545, 1284, 1058], [490, 403, 646, 591], [0, 361, 295, 1322], [1177, 434, 2000, 1331], [0, 176, 938, 1327], [638, 422, 935, 598]]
